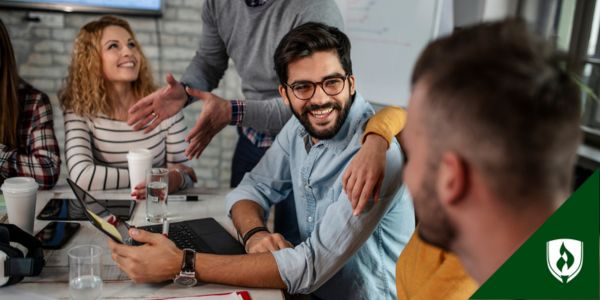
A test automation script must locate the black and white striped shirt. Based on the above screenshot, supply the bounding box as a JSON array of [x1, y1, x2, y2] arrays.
[[64, 110, 190, 190]]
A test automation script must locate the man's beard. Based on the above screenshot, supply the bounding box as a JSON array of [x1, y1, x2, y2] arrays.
[[290, 93, 353, 140], [414, 162, 457, 251]]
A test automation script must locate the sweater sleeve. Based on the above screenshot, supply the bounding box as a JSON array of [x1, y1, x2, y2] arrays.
[[64, 111, 129, 190], [180, 0, 229, 93], [362, 106, 407, 148]]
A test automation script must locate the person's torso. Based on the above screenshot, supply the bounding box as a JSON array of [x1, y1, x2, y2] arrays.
[[210, 0, 344, 100], [279, 94, 408, 299], [84, 114, 182, 169]]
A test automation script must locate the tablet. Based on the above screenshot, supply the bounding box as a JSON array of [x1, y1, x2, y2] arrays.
[[37, 198, 136, 221], [66, 179, 137, 245]]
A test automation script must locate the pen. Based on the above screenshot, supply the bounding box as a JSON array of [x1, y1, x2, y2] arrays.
[[168, 195, 199, 201], [162, 219, 169, 237]]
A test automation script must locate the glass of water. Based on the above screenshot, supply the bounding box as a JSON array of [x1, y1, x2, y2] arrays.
[[146, 168, 169, 223], [68, 244, 103, 300]]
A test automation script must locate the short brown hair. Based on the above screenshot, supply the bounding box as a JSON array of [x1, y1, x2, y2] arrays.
[[412, 19, 581, 201]]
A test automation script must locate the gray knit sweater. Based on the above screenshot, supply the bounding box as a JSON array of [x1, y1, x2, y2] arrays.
[[180, 0, 344, 136]]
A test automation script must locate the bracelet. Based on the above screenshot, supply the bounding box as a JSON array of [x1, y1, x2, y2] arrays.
[[242, 226, 269, 246], [174, 168, 186, 190]]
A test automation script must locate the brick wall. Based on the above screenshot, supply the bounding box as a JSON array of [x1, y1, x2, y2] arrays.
[[0, 0, 243, 188]]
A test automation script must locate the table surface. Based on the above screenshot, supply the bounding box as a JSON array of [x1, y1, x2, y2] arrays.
[[7, 184, 284, 300]]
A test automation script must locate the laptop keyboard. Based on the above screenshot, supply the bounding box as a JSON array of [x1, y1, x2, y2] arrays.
[[140, 222, 213, 253]]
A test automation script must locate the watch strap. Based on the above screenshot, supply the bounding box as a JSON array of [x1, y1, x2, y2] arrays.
[[181, 248, 196, 273]]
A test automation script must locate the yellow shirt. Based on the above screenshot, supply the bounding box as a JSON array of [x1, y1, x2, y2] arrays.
[[396, 232, 478, 300], [362, 106, 406, 146]]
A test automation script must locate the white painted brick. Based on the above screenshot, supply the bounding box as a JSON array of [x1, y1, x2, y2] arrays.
[[29, 79, 55, 92], [183, 0, 205, 9], [177, 9, 201, 21], [162, 46, 195, 60], [165, 0, 185, 8], [52, 28, 77, 41], [33, 28, 52, 38], [19, 65, 67, 79], [176, 35, 197, 46], [143, 45, 159, 59], [127, 18, 158, 33], [163, 21, 199, 35], [28, 12, 64, 28], [34, 40, 65, 53], [27, 53, 53, 66], [159, 35, 177, 46], [53, 54, 72, 65]]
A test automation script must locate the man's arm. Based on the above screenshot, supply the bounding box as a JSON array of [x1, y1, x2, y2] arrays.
[[109, 229, 286, 288]]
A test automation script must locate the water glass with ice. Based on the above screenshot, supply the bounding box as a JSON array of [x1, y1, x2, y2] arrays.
[[68, 245, 103, 300]]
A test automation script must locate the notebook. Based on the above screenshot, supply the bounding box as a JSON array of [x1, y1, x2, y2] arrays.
[[66, 178, 245, 255]]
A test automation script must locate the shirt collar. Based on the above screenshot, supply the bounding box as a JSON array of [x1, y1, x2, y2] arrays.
[[297, 92, 373, 153]]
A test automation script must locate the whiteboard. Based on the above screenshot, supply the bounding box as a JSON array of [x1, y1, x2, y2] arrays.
[[335, 0, 453, 106]]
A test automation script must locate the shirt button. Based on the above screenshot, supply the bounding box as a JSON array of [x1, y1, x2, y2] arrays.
[[307, 216, 313, 222], [304, 184, 310, 190]]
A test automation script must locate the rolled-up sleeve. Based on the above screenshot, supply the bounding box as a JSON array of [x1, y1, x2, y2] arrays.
[[225, 132, 294, 220], [272, 141, 404, 294]]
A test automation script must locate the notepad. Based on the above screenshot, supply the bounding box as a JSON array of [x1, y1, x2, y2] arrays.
[[155, 291, 251, 300]]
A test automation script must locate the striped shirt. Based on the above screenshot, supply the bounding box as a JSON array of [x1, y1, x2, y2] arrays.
[[64, 110, 190, 191]]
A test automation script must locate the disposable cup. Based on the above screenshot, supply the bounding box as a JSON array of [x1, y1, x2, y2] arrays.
[[1, 177, 39, 234], [127, 149, 153, 192]]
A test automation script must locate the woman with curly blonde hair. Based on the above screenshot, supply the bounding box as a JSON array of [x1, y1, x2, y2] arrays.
[[60, 16, 196, 194]]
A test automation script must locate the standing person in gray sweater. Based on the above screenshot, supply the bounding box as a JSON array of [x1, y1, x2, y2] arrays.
[[127, 0, 343, 244]]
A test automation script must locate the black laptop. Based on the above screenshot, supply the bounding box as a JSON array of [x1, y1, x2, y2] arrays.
[[66, 178, 245, 255]]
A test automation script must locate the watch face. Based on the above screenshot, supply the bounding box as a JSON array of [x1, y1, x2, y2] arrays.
[[174, 275, 197, 287]]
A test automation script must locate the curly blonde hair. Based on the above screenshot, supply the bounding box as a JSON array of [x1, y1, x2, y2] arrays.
[[59, 16, 156, 118]]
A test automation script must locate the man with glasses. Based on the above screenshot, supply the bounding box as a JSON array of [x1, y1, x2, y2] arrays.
[[109, 22, 414, 300]]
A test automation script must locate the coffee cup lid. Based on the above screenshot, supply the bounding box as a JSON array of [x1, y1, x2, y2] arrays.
[[1, 177, 39, 193], [127, 149, 152, 160]]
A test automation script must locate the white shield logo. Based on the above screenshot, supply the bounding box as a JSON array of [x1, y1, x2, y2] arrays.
[[546, 239, 583, 283]]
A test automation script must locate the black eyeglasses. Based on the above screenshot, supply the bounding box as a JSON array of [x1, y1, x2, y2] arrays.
[[284, 74, 349, 100]]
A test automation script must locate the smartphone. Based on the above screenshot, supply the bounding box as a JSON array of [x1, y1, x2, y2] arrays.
[[35, 222, 81, 249], [37, 198, 136, 221]]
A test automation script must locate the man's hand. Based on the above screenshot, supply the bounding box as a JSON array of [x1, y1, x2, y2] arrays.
[[128, 73, 187, 133], [245, 231, 293, 254], [108, 228, 183, 283], [342, 134, 388, 216], [183, 87, 232, 160]]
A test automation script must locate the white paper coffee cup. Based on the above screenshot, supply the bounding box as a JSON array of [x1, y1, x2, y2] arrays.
[[127, 149, 153, 192], [1, 177, 39, 234]]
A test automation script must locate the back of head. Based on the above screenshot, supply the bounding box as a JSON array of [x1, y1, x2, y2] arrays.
[[59, 15, 155, 117], [274, 22, 352, 85], [0, 19, 21, 149], [412, 19, 581, 203]]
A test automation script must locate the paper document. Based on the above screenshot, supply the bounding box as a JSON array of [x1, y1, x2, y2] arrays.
[[155, 291, 251, 300]]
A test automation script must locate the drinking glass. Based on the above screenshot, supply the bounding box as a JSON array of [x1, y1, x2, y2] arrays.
[[146, 168, 169, 223], [68, 245, 103, 300]]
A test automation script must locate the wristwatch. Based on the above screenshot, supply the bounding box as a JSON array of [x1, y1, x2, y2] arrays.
[[173, 248, 197, 287]]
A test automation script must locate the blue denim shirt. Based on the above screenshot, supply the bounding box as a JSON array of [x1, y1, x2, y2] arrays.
[[226, 93, 415, 299]]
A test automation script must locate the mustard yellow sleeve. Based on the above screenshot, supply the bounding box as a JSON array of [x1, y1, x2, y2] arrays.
[[362, 106, 407, 147]]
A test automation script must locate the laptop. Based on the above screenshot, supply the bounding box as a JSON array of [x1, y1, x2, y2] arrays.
[[66, 178, 245, 255]]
